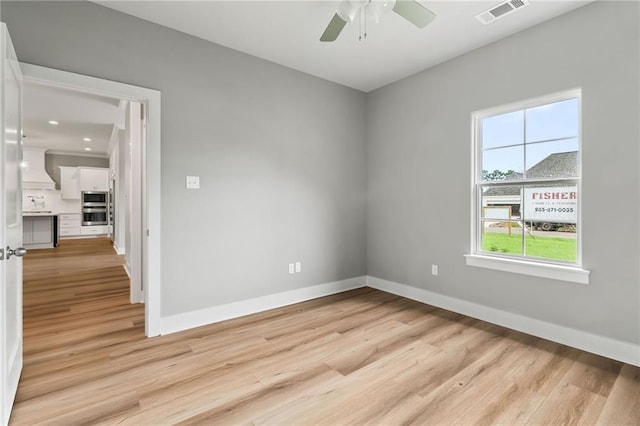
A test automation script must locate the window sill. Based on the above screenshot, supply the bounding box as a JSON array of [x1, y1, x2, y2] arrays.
[[464, 254, 590, 285]]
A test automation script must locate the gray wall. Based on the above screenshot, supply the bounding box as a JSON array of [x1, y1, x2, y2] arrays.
[[366, 1, 640, 344], [45, 153, 109, 189], [3, 1, 367, 316]]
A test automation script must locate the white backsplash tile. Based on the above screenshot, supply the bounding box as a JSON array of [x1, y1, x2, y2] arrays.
[[24, 195, 46, 210], [22, 190, 81, 214]]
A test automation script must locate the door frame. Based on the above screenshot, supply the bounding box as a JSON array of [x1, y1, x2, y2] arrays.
[[20, 63, 162, 337]]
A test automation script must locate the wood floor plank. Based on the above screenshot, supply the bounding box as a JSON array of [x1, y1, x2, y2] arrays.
[[504, 338, 582, 395], [405, 334, 539, 424], [526, 382, 607, 426], [596, 364, 640, 425], [173, 366, 344, 426], [9, 237, 640, 425], [451, 380, 545, 425], [252, 340, 440, 425], [563, 352, 623, 397]]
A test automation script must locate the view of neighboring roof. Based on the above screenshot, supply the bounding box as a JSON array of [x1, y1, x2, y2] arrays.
[[526, 151, 577, 179], [484, 185, 521, 196], [484, 151, 577, 197]]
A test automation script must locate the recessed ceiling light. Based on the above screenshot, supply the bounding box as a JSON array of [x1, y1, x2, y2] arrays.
[[83, 137, 91, 142], [84, 147, 92, 151], [48, 120, 59, 125]]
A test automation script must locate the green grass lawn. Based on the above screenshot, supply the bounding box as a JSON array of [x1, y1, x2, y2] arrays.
[[481, 232, 577, 262]]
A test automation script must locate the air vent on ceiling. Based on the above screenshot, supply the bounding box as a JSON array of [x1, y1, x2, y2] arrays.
[[476, 0, 530, 25]]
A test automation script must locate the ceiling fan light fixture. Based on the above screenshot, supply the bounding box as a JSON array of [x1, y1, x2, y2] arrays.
[[337, 0, 359, 23]]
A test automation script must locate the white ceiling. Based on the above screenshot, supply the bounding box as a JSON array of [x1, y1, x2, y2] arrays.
[[94, 0, 592, 92], [22, 82, 125, 157]]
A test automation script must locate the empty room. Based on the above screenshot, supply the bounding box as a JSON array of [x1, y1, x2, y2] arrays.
[[0, 0, 638, 424]]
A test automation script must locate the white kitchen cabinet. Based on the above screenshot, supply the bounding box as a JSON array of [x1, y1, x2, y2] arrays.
[[23, 216, 54, 247], [59, 166, 80, 199], [58, 213, 82, 237], [81, 225, 108, 235], [79, 167, 109, 192]]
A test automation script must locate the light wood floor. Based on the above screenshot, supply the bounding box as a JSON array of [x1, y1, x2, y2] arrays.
[[10, 238, 640, 425]]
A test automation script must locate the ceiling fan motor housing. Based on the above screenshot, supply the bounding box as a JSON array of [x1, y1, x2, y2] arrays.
[[338, 0, 396, 23]]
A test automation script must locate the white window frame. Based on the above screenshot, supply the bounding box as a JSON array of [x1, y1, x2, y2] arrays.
[[465, 89, 590, 285]]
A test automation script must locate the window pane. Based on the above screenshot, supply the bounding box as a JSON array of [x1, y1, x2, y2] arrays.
[[481, 145, 524, 182], [480, 186, 523, 255], [526, 138, 578, 178], [523, 184, 577, 262], [482, 110, 524, 149], [481, 221, 524, 255], [526, 98, 579, 143]]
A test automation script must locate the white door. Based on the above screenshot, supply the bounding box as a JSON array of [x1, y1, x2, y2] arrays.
[[0, 23, 24, 426]]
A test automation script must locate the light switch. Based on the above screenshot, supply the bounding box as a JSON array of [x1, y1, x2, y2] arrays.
[[186, 176, 200, 189]]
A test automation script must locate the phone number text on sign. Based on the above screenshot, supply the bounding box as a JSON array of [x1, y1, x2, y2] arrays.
[[524, 186, 577, 222]]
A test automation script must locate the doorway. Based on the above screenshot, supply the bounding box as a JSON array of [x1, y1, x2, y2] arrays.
[[20, 64, 161, 337]]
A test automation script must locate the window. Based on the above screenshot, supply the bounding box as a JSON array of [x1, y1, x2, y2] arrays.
[[468, 90, 588, 283]]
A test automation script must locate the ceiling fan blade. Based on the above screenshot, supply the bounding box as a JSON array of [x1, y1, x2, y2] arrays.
[[320, 13, 347, 42], [392, 0, 436, 28]]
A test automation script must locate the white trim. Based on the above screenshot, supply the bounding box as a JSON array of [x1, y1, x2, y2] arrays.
[[474, 88, 582, 120], [127, 102, 144, 305], [367, 276, 639, 367], [122, 262, 131, 279], [106, 124, 119, 156], [112, 242, 125, 255], [161, 277, 367, 335], [46, 150, 109, 159], [20, 63, 162, 337], [464, 254, 590, 284]]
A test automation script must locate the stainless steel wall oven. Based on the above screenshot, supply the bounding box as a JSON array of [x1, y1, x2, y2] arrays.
[[82, 191, 108, 226]]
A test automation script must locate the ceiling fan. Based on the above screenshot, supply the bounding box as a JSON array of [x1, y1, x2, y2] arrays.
[[320, 0, 436, 42]]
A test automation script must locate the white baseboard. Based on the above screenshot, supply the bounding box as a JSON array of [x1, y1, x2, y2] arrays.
[[367, 276, 640, 367], [155, 274, 639, 366], [160, 276, 367, 335], [122, 261, 131, 279], [112, 242, 125, 255]]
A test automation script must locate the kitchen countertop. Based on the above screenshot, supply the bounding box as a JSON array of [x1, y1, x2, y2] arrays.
[[23, 211, 58, 217]]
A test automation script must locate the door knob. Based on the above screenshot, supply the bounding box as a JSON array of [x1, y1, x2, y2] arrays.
[[6, 247, 26, 259]]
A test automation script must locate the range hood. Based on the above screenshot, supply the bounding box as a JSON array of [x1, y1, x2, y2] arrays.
[[22, 147, 56, 190]]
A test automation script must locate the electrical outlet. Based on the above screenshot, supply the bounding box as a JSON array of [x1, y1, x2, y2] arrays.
[[295, 262, 301, 273], [288, 263, 295, 274], [431, 264, 438, 276], [186, 175, 200, 189]]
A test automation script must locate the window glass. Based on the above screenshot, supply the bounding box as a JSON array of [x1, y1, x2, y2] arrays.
[[525, 138, 579, 178], [480, 185, 523, 256], [522, 184, 578, 262], [482, 110, 524, 149], [481, 145, 524, 182], [526, 98, 579, 143]]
